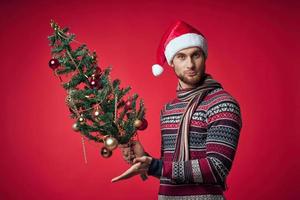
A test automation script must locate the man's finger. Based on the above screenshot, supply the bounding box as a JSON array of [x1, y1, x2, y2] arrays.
[[111, 175, 123, 183], [133, 156, 146, 164], [111, 162, 141, 183]]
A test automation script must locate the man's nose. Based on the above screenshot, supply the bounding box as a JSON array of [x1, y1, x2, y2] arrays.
[[186, 57, 195, 69]]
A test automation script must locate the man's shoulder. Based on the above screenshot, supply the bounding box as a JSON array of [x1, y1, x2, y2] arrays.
[[159, 88, 241, 113], [160, 98, 179, 112], [204, 87, 240, 108], [205, 88, 242, 127]]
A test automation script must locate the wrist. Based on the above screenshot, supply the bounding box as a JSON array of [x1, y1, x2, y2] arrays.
[[147, 158, 162, 177]]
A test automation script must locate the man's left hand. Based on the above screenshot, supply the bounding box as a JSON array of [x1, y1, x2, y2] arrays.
[[111, 156, 152, 183]]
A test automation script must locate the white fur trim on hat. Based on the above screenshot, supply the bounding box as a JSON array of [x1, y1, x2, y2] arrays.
[[164, 33, 207, 65]]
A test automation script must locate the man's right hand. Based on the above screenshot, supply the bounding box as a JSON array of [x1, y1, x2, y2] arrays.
[[119, 141, 145, 164]]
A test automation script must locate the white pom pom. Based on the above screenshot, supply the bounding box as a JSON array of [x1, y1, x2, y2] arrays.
[[152, 64, 164, 76]]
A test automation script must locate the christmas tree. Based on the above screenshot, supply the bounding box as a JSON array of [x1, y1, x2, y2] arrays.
[[48, 20, 148, 159]]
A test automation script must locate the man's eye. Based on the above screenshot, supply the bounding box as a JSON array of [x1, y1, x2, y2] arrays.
[[193, 53, 201, 58], [177, 55, 185, 59]]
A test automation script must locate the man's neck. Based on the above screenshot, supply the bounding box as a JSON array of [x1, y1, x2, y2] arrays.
[[178, 80, 201, 89]]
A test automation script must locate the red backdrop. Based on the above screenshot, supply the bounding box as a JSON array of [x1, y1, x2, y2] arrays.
[[1, 0, 299, 199]]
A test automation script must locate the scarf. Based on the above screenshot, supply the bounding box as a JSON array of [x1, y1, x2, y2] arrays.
[[173, 73, 223, 161]]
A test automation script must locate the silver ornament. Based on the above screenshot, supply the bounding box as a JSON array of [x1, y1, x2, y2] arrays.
[[72, 122, 80, 131]]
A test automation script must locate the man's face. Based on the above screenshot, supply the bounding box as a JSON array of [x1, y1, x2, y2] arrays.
[[171, 47, 206, 89]]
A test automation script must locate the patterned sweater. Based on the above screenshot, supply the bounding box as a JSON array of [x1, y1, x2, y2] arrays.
[[147, 87, 242, 200]]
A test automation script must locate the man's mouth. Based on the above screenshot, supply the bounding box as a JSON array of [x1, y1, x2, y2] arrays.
[[185, 71, 197, 76]]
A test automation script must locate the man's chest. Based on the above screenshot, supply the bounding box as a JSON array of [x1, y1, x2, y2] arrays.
[[160, 104, 209, 159]]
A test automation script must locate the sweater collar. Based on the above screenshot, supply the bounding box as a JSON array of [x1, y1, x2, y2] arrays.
[[176, 73, 221, 102]]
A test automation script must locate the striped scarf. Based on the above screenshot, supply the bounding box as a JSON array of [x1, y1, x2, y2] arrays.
[[173, 73, 223, 161]]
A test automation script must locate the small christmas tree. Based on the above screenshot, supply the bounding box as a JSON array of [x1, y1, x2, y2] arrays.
[[48, 20, 148, 159]]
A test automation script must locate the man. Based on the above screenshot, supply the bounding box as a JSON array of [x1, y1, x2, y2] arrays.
[[112, 20, 242, 200]]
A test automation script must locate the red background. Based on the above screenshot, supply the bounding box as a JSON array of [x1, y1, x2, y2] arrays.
[[1, 0, 299, 199]]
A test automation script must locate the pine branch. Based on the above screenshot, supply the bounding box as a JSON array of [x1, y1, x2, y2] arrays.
[[48, 20, 147, 149]]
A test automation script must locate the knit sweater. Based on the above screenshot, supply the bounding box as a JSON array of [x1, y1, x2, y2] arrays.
[[147, 87, 242, 200]]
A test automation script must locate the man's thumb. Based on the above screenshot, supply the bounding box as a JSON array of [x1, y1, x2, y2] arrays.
[[133, 156, 145, 164]]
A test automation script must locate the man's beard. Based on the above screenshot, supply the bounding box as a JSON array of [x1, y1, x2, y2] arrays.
[[176, 66, 206, 87]]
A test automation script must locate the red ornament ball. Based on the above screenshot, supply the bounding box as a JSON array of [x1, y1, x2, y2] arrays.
[[89, 77, 101, 89], [138, 119, 148, 131], [90, 79, 97, 87], [48, 58, 60, 69], [91, 67, 102, 79], [124, 100, 132, 110]]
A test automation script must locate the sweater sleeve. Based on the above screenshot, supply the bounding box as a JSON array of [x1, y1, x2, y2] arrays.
[[148, 98, 242, 185], [147, 108, 165, 178]]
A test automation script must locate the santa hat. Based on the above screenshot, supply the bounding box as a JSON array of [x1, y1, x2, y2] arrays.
[[152, 20, 208, 77]]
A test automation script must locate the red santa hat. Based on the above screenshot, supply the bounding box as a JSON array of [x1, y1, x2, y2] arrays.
[[152, 20, 208, 77]]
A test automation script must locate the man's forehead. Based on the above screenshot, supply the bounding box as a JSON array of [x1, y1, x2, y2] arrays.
[[176, 47, 202, 55]]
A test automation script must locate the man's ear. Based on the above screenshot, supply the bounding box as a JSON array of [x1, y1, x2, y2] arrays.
[[170, 61, 174, 68]]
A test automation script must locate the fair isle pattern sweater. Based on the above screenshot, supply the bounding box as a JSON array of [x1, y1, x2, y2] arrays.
[[148, 87, 242, 199]]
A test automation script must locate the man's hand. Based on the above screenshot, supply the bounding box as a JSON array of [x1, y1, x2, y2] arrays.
[[119, 141, 145, 164], [111, 156, 152, 183]]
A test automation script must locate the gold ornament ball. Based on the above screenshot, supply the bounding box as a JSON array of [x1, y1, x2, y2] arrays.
[[134, 119, 143, 128], [78, 116, 85, 125], [104, 136, 118, 151], [100, 146, 112, 158], [72, 123, 80, 131]]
